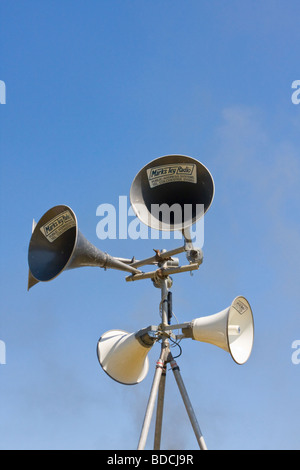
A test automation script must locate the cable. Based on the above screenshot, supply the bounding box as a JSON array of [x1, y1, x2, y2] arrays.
[[168, 336, 183, 359]]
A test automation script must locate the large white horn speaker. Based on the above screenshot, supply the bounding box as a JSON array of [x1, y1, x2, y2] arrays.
[[130, 155, 214, 232], [97, 329, 156, 385], [189, 296, 254, 365]]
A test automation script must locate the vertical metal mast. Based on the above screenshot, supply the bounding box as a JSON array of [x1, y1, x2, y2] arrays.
[[137, 259, 170, 450], [137, 270, 208, 450], [153, 276, 169, 450]]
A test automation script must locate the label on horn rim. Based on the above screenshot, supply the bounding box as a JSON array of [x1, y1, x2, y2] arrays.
[[233, 299, 248, 315], [40, 210, 76, 243], [147, 163, 197, 188]]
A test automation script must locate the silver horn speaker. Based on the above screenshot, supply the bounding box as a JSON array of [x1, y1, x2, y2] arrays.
[[130, 155, 214, 233], [28, 218, 39, 290], [183, 296, 254, 365], [28, 205, 140, 289]]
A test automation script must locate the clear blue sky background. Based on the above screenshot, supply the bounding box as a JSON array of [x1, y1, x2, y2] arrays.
[[0, 0, 299, 450]]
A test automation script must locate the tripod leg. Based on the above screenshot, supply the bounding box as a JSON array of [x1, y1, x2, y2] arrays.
[[170, 356, 208, 450], [153, 364, 167, 450], [137, 355, 166, 450]]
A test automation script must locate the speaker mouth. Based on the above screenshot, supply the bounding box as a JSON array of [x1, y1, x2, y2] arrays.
[[130, 155, 215, 232], [97, 329, 150, 385], [227, 296, 254, 365], [28, 205, 78, 282]]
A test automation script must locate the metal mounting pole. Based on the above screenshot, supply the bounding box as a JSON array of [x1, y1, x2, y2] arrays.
[[137, 254, 208, 450], [153, 276, 170, 450], [137, 344, 168, 450], [170, 355, 208, 450], [137, 276, 170, 450], [153, 363, 166, 450]]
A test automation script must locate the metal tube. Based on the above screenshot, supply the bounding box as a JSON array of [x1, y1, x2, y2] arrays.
[[152, 278, 169, 449], [162, 322, 191, 332], [137, 347, 168, 450], [126, 263, 199, 283], [153, 365, 167, 450], [152, 278, 170, 449], [131, 246, 186, 269], [170, 356, 208, 450]]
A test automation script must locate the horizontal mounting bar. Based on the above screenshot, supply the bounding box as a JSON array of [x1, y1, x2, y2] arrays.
[[161, 322, 191, 331], [136, 324, 178, 342], [125, 263, 200, 282], [130, 245, 186, 269]]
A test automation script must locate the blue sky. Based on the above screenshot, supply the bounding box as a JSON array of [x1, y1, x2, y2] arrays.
[[0, 0, 300, 450]]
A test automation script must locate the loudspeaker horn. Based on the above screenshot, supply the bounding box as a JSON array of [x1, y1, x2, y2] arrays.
[[28, 205, 140, 289], [97, 329, 156, 385], [28, 218, 39, 290], [130, 155, 214, 232], [183, 296, 254, 365]]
